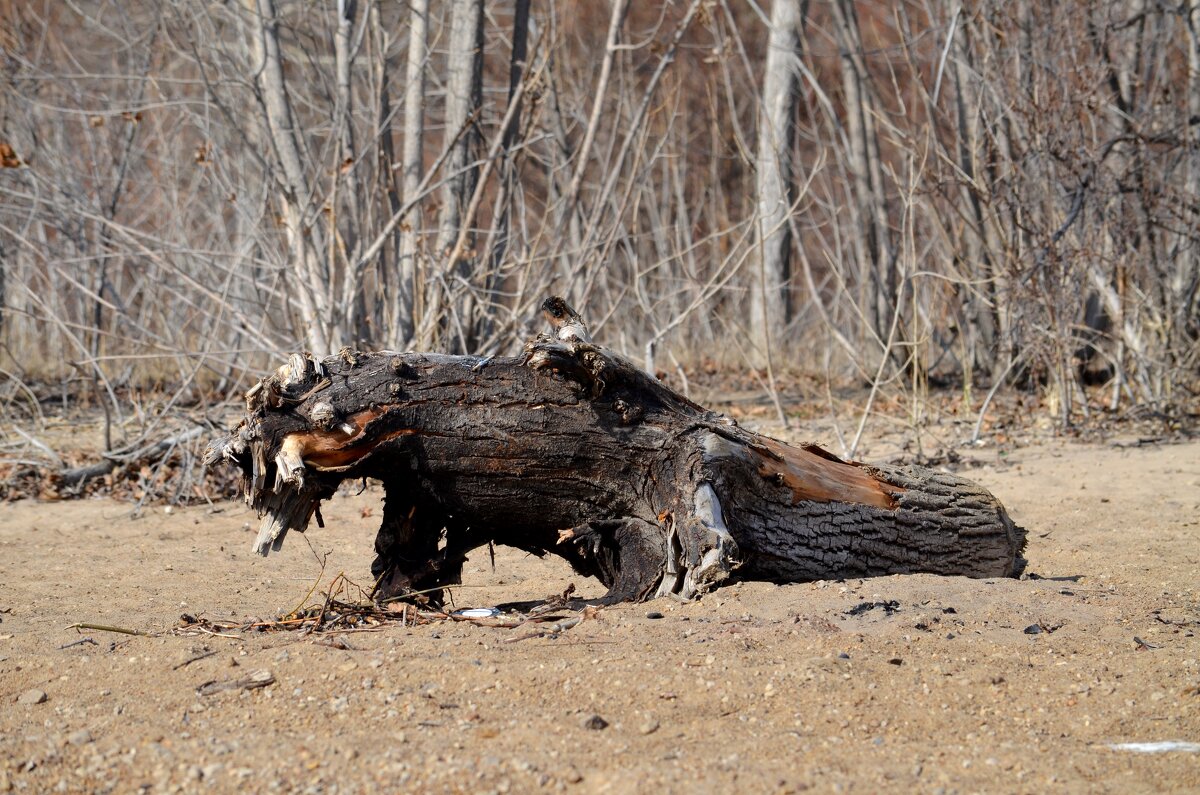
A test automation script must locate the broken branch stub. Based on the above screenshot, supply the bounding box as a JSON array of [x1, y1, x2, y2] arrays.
[[206, 303, 1026, 604]]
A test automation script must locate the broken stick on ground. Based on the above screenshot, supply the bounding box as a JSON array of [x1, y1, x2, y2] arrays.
[[206, 297, 1026, 604]]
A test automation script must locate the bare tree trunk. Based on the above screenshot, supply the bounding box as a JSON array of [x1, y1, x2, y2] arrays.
[[424, 0, 484, 350], [552, 0, 629, 298], [208, 299, 1027, 605], [831, 0, 894, 344], [333, 0, 363, 342], [470, 0, 532, 349], [393, 0, 428, 348], [246, 0, 333, 353], [368, 3, 401, 346], [946, 7, 995, 380], [0, 238, 6, 338], [483, 0, 530, 278], [750, 0, 805, 360], [1181, 0, 1200, 360], [987, 0, 1029, 386], [563, 0, 629, 212]]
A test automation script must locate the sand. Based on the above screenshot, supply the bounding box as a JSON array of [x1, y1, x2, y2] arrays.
[[1, 437, 1198, 793]]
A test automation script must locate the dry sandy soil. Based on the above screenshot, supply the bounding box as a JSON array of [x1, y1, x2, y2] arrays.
[[1, 432, 1198, 794]]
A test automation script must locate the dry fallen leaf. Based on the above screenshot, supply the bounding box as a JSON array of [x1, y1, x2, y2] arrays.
[[0, 142, 20, 168]]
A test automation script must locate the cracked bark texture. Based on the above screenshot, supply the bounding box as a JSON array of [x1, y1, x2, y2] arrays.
[[207, 324, 1026, 604]]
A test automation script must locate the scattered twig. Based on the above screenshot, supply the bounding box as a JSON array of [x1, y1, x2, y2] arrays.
[[196, 670, 275, 697], [58, 637, 98, 650], [530, 583, 576, 616], [286, 542, 330, 620], [173, 649, 218, 669], [64, 622, 146, 636], [377, 582, 485, 605], [10, 426, 61, 468], [503, 606, 602, 643], [194, 625, 242, 639], [503, 617, 583, 643]]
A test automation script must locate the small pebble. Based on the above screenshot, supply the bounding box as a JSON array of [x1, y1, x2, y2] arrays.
[[639, 719, 660, 735], [645, 611, 664, 620], [67, 729, 93, 746], [17, 689, 47, 705], [581, 714, 608, 730]]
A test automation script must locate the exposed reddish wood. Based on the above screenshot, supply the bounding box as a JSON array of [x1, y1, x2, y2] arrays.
[[751, 436, 901, 510], [285, 407, 404, 470]]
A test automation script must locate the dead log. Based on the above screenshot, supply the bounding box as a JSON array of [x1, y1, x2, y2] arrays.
[[57, 426, 210, 492], [206, 299, 1026, 604]]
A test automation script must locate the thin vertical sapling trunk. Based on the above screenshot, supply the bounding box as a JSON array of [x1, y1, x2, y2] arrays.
[[422, 0, 485, 350], [750, 0, 804, 360], [393, 0, 428, 347]]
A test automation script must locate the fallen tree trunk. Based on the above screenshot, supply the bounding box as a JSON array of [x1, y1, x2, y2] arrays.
[[58, 426, 209, 492], [206, 301, 1026, 603]]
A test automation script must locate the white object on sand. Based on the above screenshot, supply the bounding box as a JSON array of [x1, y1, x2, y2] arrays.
[[1106, 741, 1200, 754]]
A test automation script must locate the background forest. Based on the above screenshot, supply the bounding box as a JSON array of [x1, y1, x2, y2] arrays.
[[1, 0, 1197, 488]]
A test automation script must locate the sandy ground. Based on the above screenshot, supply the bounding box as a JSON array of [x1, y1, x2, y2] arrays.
[[1, 436, 1198, 794]]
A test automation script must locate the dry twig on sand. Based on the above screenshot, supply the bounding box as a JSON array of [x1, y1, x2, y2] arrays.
[[171, 574, 599, 642]]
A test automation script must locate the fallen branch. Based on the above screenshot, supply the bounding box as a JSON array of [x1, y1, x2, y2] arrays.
[[196, 670, 274, 696], [173, 649, 218, 669], [58, 637, 98, 650], [64, 622, 147, 636], [57, 425, 209, 491]]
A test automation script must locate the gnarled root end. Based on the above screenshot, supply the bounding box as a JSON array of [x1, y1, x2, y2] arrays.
[[557, 518, 668, 603], [553, 482, 742, 604]]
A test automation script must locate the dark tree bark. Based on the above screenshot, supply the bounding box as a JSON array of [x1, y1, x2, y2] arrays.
[[207, 300, 1026, 604]]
